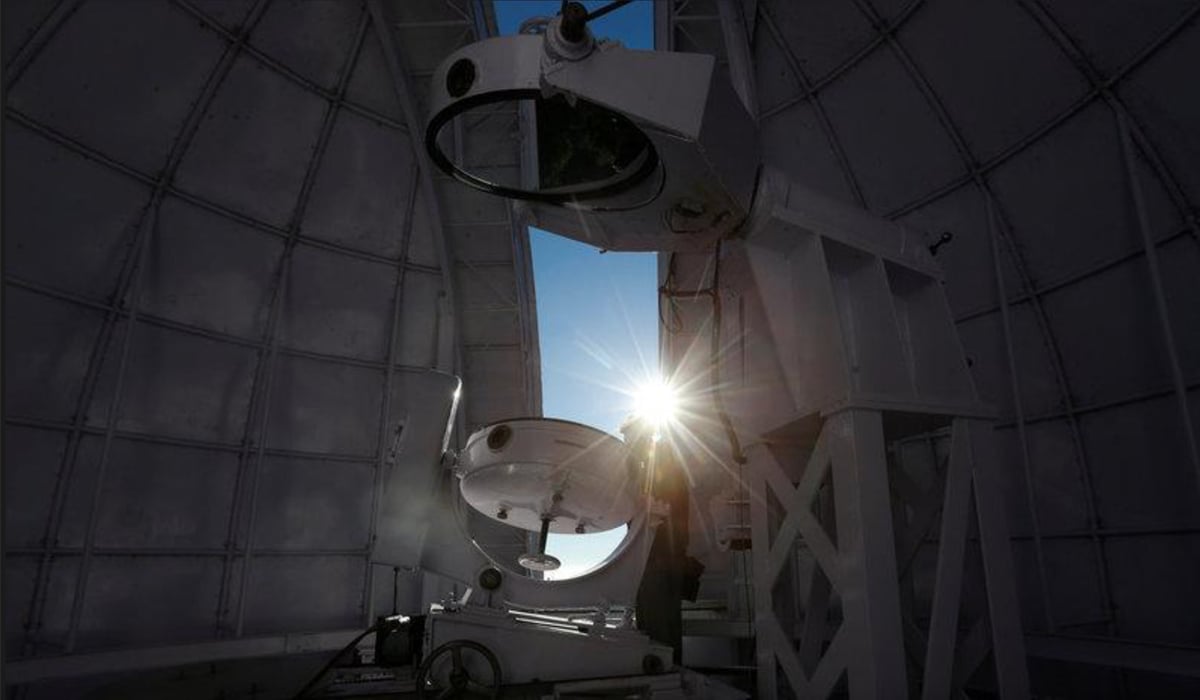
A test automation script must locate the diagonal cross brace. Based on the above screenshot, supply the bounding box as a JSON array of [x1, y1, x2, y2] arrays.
[[758, 427, 843, 591]]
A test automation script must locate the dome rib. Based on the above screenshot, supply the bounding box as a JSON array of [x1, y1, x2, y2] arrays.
[[19, 0, 281, 656], [223, 4, 374, 641]]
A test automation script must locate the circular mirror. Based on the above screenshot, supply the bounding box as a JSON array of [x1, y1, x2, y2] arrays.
[[456, 418, 644, 580], [425, 91, 659, 203]]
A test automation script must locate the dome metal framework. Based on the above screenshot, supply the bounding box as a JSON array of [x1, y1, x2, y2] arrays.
[[4, 0, 539, 681], [2, 0, 1198, 698]]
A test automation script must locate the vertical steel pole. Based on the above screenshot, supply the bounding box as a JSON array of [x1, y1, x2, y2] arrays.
[[921, 420, 973, 700], [829, 409, 908, 699], [967, 420, 1032, 699]]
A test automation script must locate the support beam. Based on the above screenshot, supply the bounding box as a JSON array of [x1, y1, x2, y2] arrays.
[[716, 0, 759, 119], [829, 409, 909, 699], [966, 420, 1032, 699], [921, 421, 973, 700]]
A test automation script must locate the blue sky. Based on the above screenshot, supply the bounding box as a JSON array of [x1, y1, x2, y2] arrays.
[[493, 1, 655, 579], [493, 1, 654, 50]]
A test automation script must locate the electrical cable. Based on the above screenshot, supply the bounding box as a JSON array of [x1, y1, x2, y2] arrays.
[[657, 239, 754, 644], [704, 243, 756, 646], [708, 240, 747, 466], [291, 623, 379, 699], [585, 0, 635, 22], [657, 253, 686, 333], [655, 243, 746, 465]]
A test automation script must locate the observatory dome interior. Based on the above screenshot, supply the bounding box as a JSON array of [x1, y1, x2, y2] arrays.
[[3, 1, 1198, 698]]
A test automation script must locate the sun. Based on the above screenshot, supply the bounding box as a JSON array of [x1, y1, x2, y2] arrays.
[[631, 378, 679, 432]]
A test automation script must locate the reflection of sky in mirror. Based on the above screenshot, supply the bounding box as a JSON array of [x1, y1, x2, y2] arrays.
[[493, 1, 655, 580]]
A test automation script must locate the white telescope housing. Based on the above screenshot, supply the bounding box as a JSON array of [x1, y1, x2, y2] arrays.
[[425, 33, 760, 251]]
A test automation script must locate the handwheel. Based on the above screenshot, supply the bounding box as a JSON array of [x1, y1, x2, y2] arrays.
[[415, 640, 502, 699]]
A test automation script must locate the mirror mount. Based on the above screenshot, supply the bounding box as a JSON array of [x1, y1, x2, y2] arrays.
[[425, 32, 760, 252]]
